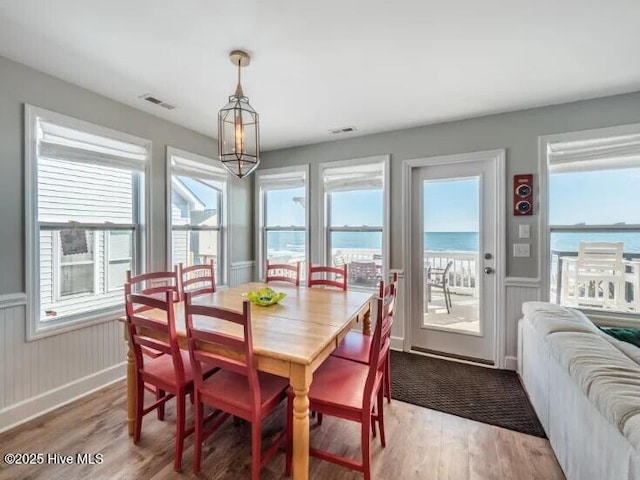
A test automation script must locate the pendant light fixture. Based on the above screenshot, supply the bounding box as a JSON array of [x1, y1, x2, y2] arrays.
[[218, 50, 260, 179]]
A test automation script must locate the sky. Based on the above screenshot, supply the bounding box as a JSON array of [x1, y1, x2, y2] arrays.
[[424, 177, 479, 232], [549, 167, 640, 224], [182, 166, 640, 231], [178, 176, 220, 210], [266, 188, 384, 226]]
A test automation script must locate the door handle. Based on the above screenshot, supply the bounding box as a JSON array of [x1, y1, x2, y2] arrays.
[[484, 267, 494, 274]]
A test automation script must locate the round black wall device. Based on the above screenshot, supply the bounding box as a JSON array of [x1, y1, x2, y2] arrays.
[[515, 200, 532, 214]]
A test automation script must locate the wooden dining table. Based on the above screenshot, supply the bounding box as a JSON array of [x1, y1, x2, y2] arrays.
[[121, 281, 373, 480]]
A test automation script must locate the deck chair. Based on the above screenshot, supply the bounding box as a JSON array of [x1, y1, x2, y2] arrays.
[[561, 242, 625, 309], [426, 260, 454, 313]]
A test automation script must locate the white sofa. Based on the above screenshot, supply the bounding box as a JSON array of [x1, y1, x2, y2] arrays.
[[518, 301, 640, 480]]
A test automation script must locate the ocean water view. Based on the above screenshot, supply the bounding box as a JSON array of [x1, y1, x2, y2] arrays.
[[267, 231, 640, 255]]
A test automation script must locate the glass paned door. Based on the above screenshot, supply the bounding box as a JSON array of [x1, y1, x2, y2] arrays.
[[410, 156, 499, 364]]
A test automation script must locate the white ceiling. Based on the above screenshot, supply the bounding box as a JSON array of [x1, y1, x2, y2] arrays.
[[1, 0, 640, 150]]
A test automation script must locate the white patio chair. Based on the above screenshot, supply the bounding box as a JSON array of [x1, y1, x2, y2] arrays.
[[560, 242, 625, 309]]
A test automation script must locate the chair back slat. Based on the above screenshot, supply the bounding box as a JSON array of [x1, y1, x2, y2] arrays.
[[125, 289, 186, 384], [266, 260, 300, 286], [185, 295, 261, 411], [308, 264, 348, 290], [178, 261, 216, 299], [127, 270, 179, 301], [133, 334, 173, 355]]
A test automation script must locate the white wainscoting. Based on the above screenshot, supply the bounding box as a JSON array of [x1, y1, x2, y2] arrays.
[[504, 277, 542, 370], [230, 261, 256, 287], [0, 294, 126, 433]]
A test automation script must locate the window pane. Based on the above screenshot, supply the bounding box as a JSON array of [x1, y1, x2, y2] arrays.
[[38, 158, 134, 223], [265, 187, 305, 227], [549, 166, 640, 314], [172, 229, 221, 283], [266, 230, 306, 282], [60, 230, 94, 264], [108, 231, 133, 291], [40, 229, 132, 321], [61, 264, 94, 296], [549, 167, 640, 225], [172, 176, 220, 227], [329, 190, 383, 227], [330, 231, 382, 288]]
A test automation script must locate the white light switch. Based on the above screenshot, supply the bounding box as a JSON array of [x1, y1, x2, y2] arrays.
[[513, 243, 531, 257], [519, 224, 531, 239]]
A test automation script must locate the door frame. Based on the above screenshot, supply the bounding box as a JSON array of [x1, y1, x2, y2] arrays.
[[402, 149, 506, 368]]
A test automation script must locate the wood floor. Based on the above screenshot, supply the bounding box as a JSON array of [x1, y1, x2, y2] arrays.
[[0, 381, 565, 480]]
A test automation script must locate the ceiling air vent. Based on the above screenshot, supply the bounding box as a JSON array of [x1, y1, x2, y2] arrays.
[[139, 94, 177, 110], [329, 126, 357, 135]]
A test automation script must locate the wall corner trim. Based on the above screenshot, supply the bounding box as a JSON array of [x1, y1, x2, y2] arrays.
[[505, 356, 518, 371], [0, 293, 27, 309]]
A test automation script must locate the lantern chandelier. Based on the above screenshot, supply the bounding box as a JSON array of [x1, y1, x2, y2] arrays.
[[218, 50, 260, 179]]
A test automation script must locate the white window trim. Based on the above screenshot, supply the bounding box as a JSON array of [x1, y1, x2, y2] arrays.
[[316, 155, 391, 290], [254, 165, 310, 281], [166, 146, 230, 286], [25, 104, 151, 341], [539, 122, 640, 323]]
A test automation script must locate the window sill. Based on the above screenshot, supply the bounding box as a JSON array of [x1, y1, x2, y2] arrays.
[[28, 305, 124, 341]]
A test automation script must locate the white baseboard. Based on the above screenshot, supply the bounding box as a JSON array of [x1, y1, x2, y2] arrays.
[[391, 336, 404, 351], [505, 355, 518, 371], [0, 362, 126, 434]]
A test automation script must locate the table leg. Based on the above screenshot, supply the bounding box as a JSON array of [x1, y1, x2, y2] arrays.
[[126, 346, 135, 436], [362, 302, 372, 336], [291, 364, 312, 480]]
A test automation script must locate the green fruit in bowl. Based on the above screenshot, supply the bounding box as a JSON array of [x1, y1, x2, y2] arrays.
[[245, 287, 286, 306]]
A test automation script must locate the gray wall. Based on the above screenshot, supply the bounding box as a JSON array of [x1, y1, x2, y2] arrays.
[[260, 91, 640, 279], [0, 55, 254, 431], [0, 55, 252, 296]]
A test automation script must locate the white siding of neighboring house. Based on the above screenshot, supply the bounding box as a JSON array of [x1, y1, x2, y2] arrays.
[[38, 158, 134, 321], [171, 191, 190, 267]]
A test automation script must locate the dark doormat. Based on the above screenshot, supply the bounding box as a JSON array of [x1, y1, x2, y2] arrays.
[[390, 350, 546, 438]]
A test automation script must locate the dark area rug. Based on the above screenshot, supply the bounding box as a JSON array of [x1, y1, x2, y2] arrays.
[[390, 350, 546, 438]]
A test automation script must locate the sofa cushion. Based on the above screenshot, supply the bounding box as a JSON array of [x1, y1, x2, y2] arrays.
[[546, 331, 640, 447], [600, 327, 640, 349], [522, 301, 601, 337]]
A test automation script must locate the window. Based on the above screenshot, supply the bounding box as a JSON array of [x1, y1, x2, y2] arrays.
[[320, 157, 390, 289], [167, 148, 228, 285], [256, 166, 308, 281], [26, 105, 149, 339], [544, 126, 640, 316], [58, 231, 96, 297]]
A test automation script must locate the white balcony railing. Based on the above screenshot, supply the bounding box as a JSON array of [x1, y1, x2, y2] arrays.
[[550, 250, 640, 313], [333, 248, 479, 296]]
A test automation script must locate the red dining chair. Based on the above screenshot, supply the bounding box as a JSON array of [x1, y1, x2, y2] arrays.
[[126, 269, 180, 303], [178, 261, 216, 299], [126, 269, 181, 383], [265, 259, 300, 286], [185, 295, 289, 478], [125, 290, 195, 471], [331, 273, 398, 403], [285, 293, 392, 480], [308, 264, 348, 290]]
